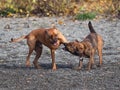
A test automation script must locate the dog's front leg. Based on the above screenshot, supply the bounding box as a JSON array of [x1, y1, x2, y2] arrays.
[[78, 57, 83, 70], [87, 49, 95, 70], [51, 49, 57, 70], [87, 57, 92, 71]]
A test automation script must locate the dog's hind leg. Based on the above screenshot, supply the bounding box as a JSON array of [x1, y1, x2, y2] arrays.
[[97, 36, 103, 66], [87, 49, 95, 70], [26, 39, 36, 67], [33, 41, 43, 69], [97, 44, 103, 67]]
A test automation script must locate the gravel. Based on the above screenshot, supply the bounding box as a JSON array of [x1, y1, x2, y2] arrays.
[[0, 17, 120, 90]]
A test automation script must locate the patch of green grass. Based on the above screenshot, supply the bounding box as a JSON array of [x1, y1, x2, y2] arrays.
[[0, 8, 16, 17], [75, 12, 96, 20]]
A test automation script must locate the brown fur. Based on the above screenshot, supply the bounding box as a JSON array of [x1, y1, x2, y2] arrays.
[[10, 27, 67, 70], [63, 21, 103, 70]]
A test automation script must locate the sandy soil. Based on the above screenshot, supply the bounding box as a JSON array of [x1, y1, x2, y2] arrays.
[[0, 17, 120, 90]]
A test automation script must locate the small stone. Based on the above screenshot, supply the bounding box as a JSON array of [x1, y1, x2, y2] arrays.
[[4, 24, 11, 29], [24, 23, 29, 28]]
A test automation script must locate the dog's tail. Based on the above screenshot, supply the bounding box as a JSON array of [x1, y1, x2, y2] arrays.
[[10, 35, 27, 43], [88, 21, 96, 33]]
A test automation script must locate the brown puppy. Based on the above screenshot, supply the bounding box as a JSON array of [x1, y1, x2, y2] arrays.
[[63, 21, 103, 70], [10, 26, 67, 70]]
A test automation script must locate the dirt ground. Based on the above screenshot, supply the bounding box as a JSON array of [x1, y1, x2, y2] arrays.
[[0, 17, 120, 90]]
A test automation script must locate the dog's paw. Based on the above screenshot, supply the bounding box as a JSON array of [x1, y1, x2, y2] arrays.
[[52, 67, 57, 71], [73, 66, 82, 71], [91, 64, 97, 69], [97, 64, 102, 67], [26, 61, 31, 67], [35, 65, 41, 69]]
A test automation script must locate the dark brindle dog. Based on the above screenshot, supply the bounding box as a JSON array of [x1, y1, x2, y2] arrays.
[[63, 21, 103, 70]]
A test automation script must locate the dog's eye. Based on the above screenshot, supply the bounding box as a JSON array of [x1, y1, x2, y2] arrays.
[[71, 45, 74, 48], [49, 35, 53, 38], [55, 34, 58, 37]]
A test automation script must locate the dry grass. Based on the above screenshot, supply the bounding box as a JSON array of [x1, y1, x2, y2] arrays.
[[0, 0, 119, 18]]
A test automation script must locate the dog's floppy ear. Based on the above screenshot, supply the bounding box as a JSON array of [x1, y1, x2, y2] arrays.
[[45, 30, 50, 38], [51, 24, 56, 29], [75, 47, 79, 51], [45, 30, 48, 34], [75, 39, 79, 42]]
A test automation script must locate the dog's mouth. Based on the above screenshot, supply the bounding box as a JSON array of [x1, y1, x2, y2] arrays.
[[50, 38, 59, 46], [51, 40, 58, 46], [53, 42, 58, 46]]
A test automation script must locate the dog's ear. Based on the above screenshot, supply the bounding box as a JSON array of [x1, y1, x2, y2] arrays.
[[75, 47, 79, 51], [75, 39, 79, 42], [45, 30, 48, 35], [51, 24, 56, 29], [45, 30, 48, 34], [45, 30, 50, 37]]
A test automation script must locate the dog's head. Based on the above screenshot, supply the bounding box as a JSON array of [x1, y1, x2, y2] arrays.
[[45, 28, 59, 46], [63, 40, 84, 56]]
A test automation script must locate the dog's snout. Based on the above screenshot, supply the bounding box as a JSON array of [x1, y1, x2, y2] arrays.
[[53, 38, 57, 43]]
